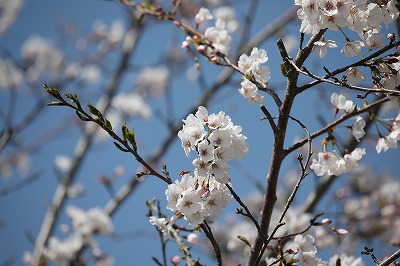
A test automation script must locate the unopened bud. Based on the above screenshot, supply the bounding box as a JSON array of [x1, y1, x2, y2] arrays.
[[187, 233, 198, 244], [197, 45, 206, 54], [170, 255, 181, 265], [321, 218, 332, 225], [335, 228, 348, 235]]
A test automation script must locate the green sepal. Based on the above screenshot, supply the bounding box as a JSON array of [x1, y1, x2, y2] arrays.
[[237, 235, 251, 247], [151, 257, 163, 266], [47, 102, 64, 106], [75, 111, 90, 122], [43, 84, 62, 100], [113, 142, 129, 152], [105, 119, 113, 130], [87, 103, 103, 118], [122, 123, 137, 151], [65, 93, 80, 106], [122, 123, 130, 141]]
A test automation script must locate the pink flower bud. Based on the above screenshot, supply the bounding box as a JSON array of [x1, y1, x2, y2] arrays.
[[335, 228, 348, 235], [170, 255, 181, 265], [187, 233, 198, 244], [197, 45, 206, 54], [181, 41, 189, 48], [321, 218, 332, 225]]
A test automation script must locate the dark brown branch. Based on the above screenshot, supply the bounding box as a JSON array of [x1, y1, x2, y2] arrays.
[[247, 29, 326, 266], [284, 96, 391, 156], [201, 221, 222, 266], [260, 105, 278, 134], [226, 183, 268, 244], [298, 40, 400, 93], [379, 249, 400, 266]]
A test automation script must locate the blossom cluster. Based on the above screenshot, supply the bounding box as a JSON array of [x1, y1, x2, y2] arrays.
[[178, 106, 249, 183], [150, 106, 248, 234], [166, 171, 232, 225], [376, 112, 400, 153], [266, 234, 365, 266], [305, 0, 399, 63], [310, 148, 366, 176], [24, 206, 114, 265], [296, 0, 399, 36], [310, 93, 368, 176], [237, 47, 271, 103], [183, 6, 238, 61], [149, 170, 232, 239], [372, 49, 400, 91]]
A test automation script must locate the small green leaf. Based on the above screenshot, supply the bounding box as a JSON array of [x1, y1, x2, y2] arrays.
[[75, 111, 90, 122], [113, 142, 129, 152], [47, 102, 64, 106], [87, 103, 103, 118], [65, 93, 80, 105], [129, 128, 137, 152], [237, 235, 251, 247], [105, 119, 112, 130], [151, 257, 163, 266], [43, 84, 62, 100], [280, 64, 288, 77], [122, 123, 130, 141]]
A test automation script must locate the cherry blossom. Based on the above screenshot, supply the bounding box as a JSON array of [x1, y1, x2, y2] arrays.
[[195, 7, 213, 25], [351, 116, 366, 142]]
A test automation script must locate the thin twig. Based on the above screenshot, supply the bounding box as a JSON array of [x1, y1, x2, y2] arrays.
[[225, 183, 268, 244], [379, 249, 400, 266], [201, 221, 222, 266], [260, 104, 278, 134]]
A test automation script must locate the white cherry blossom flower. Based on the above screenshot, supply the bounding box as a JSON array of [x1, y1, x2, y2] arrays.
[[239, 79, 258, 99], [341, 40, 364, 57], [195, 7, 213, 25], [313, 39, 337, 58], [352, 116, 366, 142], [345, 67, 365, 85], [177, 190, 202, 215]]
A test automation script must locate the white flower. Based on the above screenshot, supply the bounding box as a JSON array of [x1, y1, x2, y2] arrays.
[[239, 79, 258, 99], [187, 233, 198, 244], [376, 136, 397, 153], [313, 40, 337, 58], [184, 210, 205, 225], [197, 140, 214, 161], [351, 116, 366, 142], [238, 54, 253, 74], [209, 129, 232, 147], [44, 235, 82, 264], [345, 67, 365, 85], [195, 7, 213, 25], [112, 92, 151, 119], [177, 191, 202, 215], [54, 155, 72, 174], [330, 93, 356, 112], [252, 63, 271, 83], [149, 217, 173, 239], [136, 66, 169, 97], [87, 208, 114, 234], [294, 234, 317, 253], [310, 150, 341, 176], [250, 47, 268, 64], [213, 6, 239, 32], [341, 40, 364, 57]]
